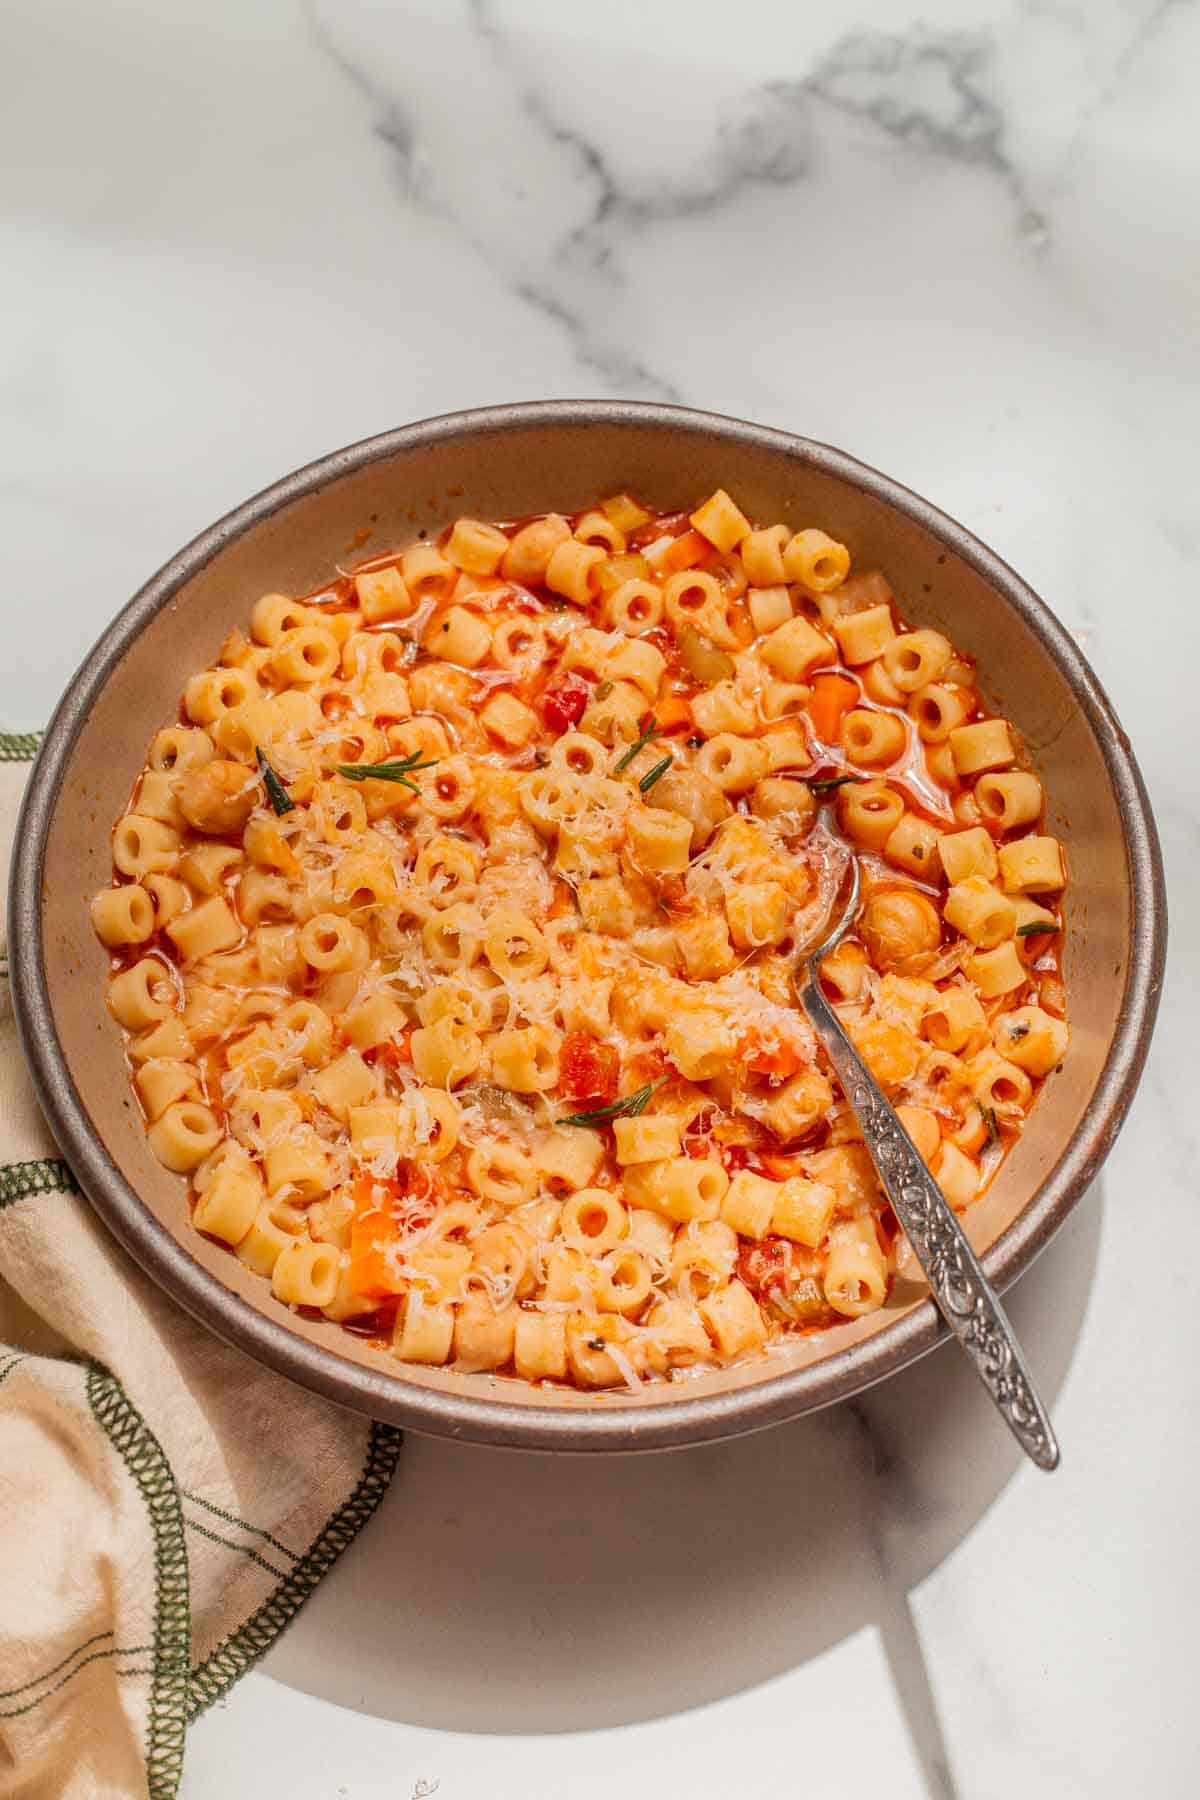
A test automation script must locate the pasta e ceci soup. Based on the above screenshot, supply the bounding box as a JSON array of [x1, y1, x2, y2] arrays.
[[92, 488, 1069, 1392]]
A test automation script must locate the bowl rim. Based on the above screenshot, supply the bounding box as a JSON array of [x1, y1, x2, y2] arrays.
[[7, 399, 1167, 1451]]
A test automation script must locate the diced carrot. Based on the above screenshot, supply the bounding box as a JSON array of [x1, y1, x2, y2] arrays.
[[759, 1151, 811, 1182], [738, 1031, 805, 1082], [808, 672, 859, 745], [654, 691, 693, 733], [372, 1031, 412, 1072], [348, 1227, 406, 1299], [662, 530, 709, 572], [348, 1173, 408, 1299]]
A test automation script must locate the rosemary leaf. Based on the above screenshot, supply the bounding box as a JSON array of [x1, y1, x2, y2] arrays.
[[613, 715, 660, 775], [979, 1103, 1001, 1147], [559, 1077, 666, 1129], [805, 773, 864, 795], [1016, 919, 1056, 937], [638, 754, 674, 795], [335, 752, 438, 794], [255, 747, 295, 816]]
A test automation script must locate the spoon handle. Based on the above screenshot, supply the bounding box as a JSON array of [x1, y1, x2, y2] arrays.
[[799, 971, 1060, 1472]]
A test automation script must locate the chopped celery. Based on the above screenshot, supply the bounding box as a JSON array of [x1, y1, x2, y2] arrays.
[[595, 551, 650, 593], [678, 626, 735, 686]]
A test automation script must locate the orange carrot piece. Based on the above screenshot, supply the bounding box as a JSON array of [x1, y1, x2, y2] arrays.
[[662, 530, 709, 572], [348, 1175, 407, 1299], [347, 1242, 399, 1301], [654, 691, 693, 733], [738, 1032, 804, 1081], [808, 672, 859, 744]]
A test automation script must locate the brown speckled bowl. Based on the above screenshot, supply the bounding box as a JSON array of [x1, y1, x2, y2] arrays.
[[7, 403, 1166, 1450]]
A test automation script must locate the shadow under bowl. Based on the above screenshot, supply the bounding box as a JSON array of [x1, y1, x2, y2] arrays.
[[7, 401, 1166, 1451]]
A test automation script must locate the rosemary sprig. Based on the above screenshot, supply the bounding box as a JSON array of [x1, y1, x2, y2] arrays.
[[1016, 919, 1057, 937], [255, 747, 295, 816], [806, 773, 864, 795], [614, 714, 660, 775], [335, 751, 439, 794], [559, 1077, 667, 1129], [638, 754, 674, 795]]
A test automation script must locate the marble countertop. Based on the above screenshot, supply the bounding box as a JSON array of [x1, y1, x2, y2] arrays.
[[4, 0, 1196, 1793]]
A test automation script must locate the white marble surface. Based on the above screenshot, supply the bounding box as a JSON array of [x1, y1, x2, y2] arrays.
[[4, 0, 1198, 1792]]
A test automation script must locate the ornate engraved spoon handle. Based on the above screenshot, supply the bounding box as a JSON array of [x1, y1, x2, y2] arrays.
[[799, 973, 1060, 1472]]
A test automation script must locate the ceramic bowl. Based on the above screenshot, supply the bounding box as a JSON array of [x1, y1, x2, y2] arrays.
[[8, 402, 1166, 1450]]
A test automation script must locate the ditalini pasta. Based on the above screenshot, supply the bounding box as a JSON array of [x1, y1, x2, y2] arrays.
[[93, 491, 1069, 1390]]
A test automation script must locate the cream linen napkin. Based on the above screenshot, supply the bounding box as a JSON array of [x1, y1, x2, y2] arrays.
[[0, 741, 403, 1799]]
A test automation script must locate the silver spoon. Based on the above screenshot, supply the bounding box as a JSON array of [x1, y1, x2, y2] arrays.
[[794, 812, 1060, 1471]]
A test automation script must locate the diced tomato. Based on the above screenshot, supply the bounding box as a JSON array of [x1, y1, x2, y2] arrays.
[[630, 1047, 670, 1085], [737, 1235, 804, 1299], [657, 875, 696, 916], [541, 675, 590, 734], [680, 1103, 722, 1161], [364, 1029, 412, 1073], [720, 1143, 764, 1175], [558, 1031, 619, 1106], [737, 1236, 835, 1328]]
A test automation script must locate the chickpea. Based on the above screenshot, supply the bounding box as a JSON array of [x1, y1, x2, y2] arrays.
[[651, 769, 731, 851], [175, 760, 259, 834], [859, 889, 941, 970], [752, 776, 816, 825]]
